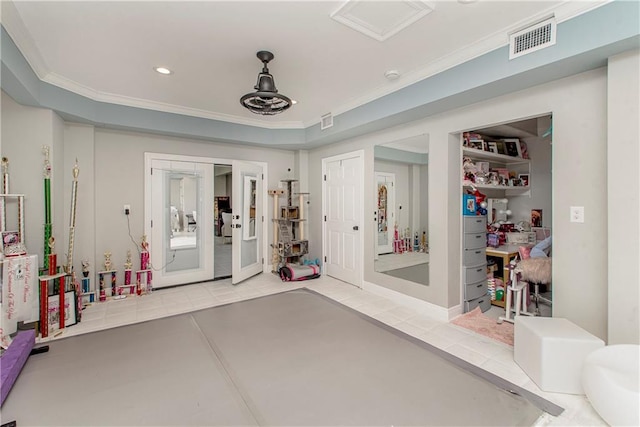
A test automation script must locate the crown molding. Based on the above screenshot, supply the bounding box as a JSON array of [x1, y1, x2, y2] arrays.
[[44, 72, 305, 130], [305, 0, 611, 127], [1, 0, 50, 80], [2, 0, 613, 131]]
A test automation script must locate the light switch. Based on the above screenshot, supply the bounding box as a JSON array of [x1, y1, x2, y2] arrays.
[[570, 206, 584, 223]]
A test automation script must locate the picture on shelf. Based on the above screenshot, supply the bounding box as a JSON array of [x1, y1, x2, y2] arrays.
[[519, 174, 530, 186], [462, 194, 476, 216], [504, 140, 520, 157], [47, 290, 78, 330], [468, 140, 485, 151], [1, 230, 26, 256], [531, 209, 543, 227], [488, 142, 499, 154]]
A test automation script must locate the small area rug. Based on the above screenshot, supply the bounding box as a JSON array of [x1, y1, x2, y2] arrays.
[[452, 307, 514, 346]]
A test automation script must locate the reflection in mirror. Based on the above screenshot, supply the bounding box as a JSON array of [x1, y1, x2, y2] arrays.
[[374, 136, 429, 286], [169, 172, 200, 250], [376, 172, 395, 254], [243, 176, 257, 240]]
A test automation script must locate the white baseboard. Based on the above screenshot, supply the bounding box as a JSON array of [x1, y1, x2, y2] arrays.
[[363, 280, 462, 323]]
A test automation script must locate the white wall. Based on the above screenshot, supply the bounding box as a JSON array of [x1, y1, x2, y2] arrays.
[[309, 67, 614, 339], [1, 92, 65, 266], [92, 129, 295, 273], [508, 134, 552, 227], [607, 49, 640, 345], [0, 100, 296, 281]]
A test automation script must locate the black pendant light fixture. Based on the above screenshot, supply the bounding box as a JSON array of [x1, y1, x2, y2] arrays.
[[240, 51, 292, 115]]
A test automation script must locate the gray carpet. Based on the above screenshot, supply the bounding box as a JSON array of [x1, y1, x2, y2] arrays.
[[383, 262, 429, 285], [2, 289, 561, 426]]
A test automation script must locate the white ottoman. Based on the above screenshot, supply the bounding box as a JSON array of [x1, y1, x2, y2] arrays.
[[514, 317, 604, 394], [582, 345, 640, 427]]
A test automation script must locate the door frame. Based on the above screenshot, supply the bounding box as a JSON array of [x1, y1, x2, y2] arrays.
[[144, 153, 269, 286], [321, 150, 365, 288]]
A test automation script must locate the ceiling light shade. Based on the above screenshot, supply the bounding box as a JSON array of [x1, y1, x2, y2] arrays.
[[240, 51, 292, 116]]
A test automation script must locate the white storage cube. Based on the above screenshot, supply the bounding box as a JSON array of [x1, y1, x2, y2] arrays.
[[514, 317, 604, 394]]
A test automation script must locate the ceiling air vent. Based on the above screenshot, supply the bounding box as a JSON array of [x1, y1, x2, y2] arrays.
[[509, 17, 556, 60], [321, 113, 334, 130]]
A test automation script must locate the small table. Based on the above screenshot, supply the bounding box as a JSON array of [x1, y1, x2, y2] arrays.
[[486, 244, 524, 307]]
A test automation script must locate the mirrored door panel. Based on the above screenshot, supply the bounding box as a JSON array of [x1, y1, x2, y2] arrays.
[[232, 160, 263, 284], [147, 156, 214, 288]]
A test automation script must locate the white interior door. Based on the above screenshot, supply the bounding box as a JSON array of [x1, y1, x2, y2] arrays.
[[376, 172, 395, 255], [323, 152, 363, 286], [147, 157, 214, 288], [231, 160, 263, 284]]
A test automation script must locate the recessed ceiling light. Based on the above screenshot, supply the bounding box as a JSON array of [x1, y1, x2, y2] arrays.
[[291, 100, 298, 105], [154, 67, 172, 75]]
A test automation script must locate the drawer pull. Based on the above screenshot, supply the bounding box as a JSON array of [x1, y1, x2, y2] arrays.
[[476, 284, 483, 288], [475, 235, 481, 239], [475, 250, 481, 254], [478, 299, 485, 304], [476, 268, 482, 273]]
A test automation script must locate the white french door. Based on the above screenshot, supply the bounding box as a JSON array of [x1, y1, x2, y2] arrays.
[[231, 160, 264, 284], [323, 151, 364, 287], [146, 156, 214, 288]]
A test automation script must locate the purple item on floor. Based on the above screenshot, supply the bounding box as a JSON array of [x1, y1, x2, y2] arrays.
[[0, 329, 35, 406]]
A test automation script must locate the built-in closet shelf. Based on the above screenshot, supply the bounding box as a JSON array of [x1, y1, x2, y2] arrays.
[[462, 148, 530, 165], [463, 183, 530, 197]]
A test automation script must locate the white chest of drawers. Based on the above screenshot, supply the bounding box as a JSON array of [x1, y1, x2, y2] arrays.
[[463, 216, 490, 312]]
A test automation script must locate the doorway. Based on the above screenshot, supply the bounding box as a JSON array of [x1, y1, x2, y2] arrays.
[[375, 172, 395, 256], [144, 153, 267, 288], [214, 165, 232, 279], [322, 150, 364, 287]]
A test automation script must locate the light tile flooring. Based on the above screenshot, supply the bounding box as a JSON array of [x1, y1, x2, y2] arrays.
[[37, 273, 605, 426]]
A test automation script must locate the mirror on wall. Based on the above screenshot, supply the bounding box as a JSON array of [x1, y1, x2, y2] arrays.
[[169, 172, 200, 250], [374, 136, 429, 286]]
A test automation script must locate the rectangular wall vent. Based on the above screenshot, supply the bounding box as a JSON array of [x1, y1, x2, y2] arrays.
[[509, 17, 556, 60], [321, 113, 334, 130]]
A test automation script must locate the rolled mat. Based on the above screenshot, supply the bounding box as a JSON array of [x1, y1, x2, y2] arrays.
[[279, 264, 320, 281]]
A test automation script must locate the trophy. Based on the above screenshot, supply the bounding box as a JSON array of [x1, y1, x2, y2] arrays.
[[103, 251, 112, 271], [82, 260, 90, 278], [80, 260, 94, 303], [43, 146, 53, 270], [48, 236, 57, 276], [124, 250, 134, 294], [137, 235, 152, 295]]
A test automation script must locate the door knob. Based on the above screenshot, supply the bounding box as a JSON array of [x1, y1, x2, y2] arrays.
[[353, 225, 359, 231]]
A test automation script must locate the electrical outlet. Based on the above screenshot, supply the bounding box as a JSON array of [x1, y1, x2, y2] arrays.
[[570, 206, 584, 223], [124, 204, 131, 215]]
